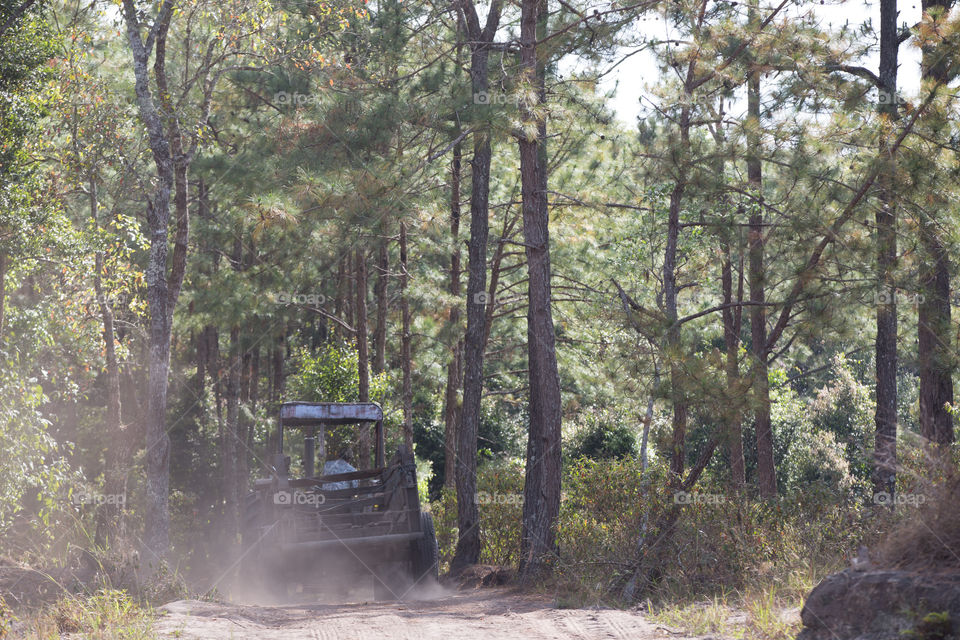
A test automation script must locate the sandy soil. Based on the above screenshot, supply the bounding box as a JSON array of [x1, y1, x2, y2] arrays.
[[155, 588, 704, 640]]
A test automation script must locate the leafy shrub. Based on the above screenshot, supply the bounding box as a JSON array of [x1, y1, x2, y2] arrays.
[[0, 370, 73, 536], [552, 453, 866, 605], [565, 411, 637, 461], [431, 459, 525, 569], [780, 430, 863, 504], [285, 341, 389, 464]]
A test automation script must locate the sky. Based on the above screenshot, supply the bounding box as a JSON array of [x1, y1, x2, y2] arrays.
[[584, 0, 926, 124]]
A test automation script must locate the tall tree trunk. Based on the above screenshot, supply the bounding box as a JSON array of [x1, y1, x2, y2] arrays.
[[237, 347, 251, 494], [356, 248, 371, 466], [222, 326, 241, 545], [519, 0, 562, 580], [90, 179, 127, 548], [917, 0, 954, 449], [0, 250, 5, 340], [374, 243, 389, 375], [400, 222, 414, 451], [451, 0, 503, 574], [746, 32, 776, 498], [918, 225, 954, 448], [121, 0, 191, 560], [873, 0, 900, 497], [722, 244, 746, 491], [443, 142, 464, 490], [664, 87, 693, 483], [335, 256, 347, 340]]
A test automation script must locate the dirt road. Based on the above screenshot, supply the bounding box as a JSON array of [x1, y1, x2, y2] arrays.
[[156, 588, 702, 640]]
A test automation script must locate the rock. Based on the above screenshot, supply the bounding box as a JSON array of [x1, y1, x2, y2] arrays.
[[798, 568, 960, 640]]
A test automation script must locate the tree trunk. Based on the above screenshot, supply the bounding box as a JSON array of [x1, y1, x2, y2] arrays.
[[400, 222, 414, 451], [451, 0, 503, 574], [917, 0, 954, 449], [0, 250, 5, 340], [355, 248, 371, 466], [873, 0, 900, 497], [722, 245, 746, 491], [90, 179, 127, 548], [443, 142, 464, 490], [746, 10, 776, 498], [223, 326, 241, 542], [374, 243, 389, 375], [518, 0, 562, 581], [121, 0, 191, 561], [664, 93, 692, 483], [335, 256, 348, 340]]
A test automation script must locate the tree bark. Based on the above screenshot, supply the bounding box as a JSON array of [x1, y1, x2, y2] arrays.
[[90, 178, 127, 548], [664, 91, 693, 483], [443, 142, 464, 490], [355, 248, 371, 466], [746, 29, 776, 498], [223, 326, 241, 541], [0, 250, 5, 340], [519, 0, 562, 581], [374, 243, 389, 375], [873, 0, 900, 497], [451, 0, 503, 574], [400, 222, 414, 451], [122, 0, 176, 561], [917, 0, 954, 448], [722, 244, 746, 491], [121, 0, 194, 561]]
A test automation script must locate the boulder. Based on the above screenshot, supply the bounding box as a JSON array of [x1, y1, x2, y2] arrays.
[[798, 568, 960, 640]]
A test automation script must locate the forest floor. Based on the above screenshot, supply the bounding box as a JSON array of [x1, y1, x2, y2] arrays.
[[154, 587, 709, 640]]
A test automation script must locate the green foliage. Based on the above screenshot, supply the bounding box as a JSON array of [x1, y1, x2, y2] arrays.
[[431, 459, 526, 569], [287, 341, 387, 404], [565, 411, 637, 461], [0, 365, 72, 534], [906, 611, 952, 640], [44, 589, 154, 639]]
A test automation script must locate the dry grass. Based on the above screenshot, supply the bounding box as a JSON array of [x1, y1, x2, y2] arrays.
[[16, 589, 155, 640], [876, 457, 960, 572]]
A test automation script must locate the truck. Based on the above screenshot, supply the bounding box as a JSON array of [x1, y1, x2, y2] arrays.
[[240, 401, 439, 600]]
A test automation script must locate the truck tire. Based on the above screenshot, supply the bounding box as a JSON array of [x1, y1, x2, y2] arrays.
[[411, 511, 439, 586]]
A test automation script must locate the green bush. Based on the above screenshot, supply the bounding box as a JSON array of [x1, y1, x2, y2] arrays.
[[565, 411, 637, 461], [431, 459, 525, 569]]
